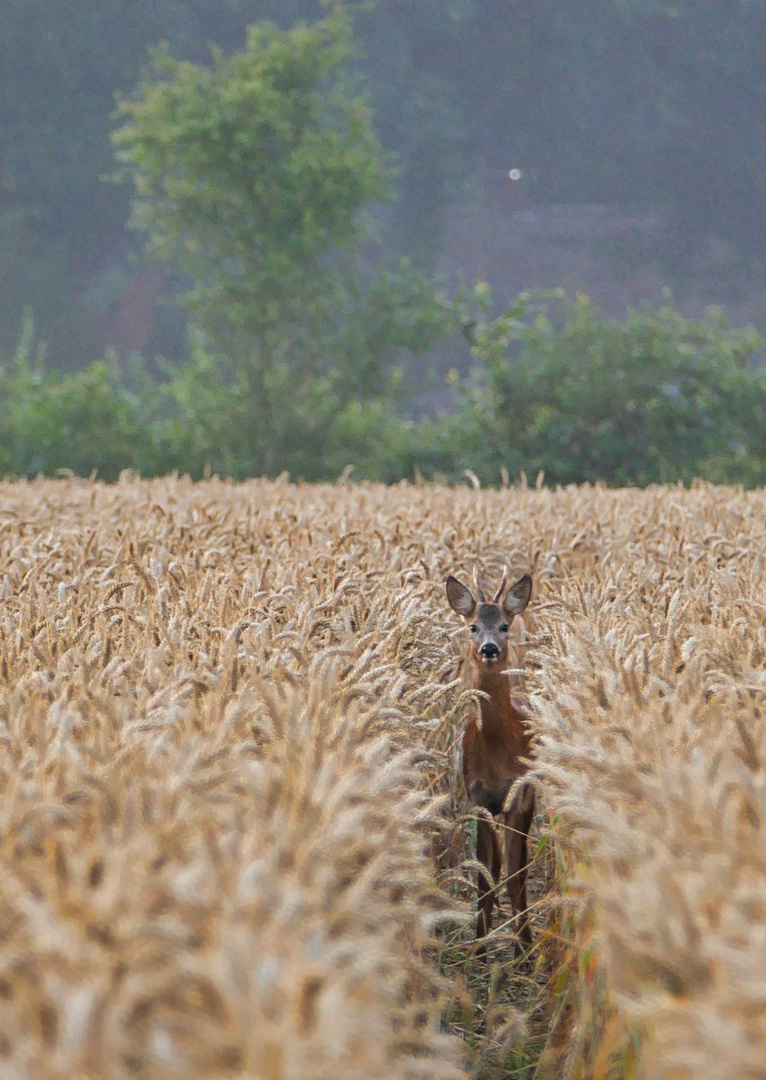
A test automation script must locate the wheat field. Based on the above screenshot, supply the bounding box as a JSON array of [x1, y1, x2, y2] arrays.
[[0, 476, 764, 1079]]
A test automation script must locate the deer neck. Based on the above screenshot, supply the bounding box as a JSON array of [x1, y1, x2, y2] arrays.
[[470, 656, 527, 749]]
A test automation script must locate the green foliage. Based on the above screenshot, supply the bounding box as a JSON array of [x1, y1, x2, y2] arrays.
[[318, 401, 456, 484], [0, 313, 175, 481], [112, 11, 451, 474], [3, 297, 766, 490], [160, 260, 453, 481], [448, 289, 766, 487], [113, 13, 388, 326]]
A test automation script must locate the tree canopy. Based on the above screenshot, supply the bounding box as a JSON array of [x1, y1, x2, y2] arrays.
[[111, 10, 449, 476]]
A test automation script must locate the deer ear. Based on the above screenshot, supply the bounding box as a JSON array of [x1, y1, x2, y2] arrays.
[[446, 576, 476, 617], [503, 574, 532, 617]]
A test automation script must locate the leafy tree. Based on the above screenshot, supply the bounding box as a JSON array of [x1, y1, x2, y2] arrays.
[[113, 10, 449, 476]]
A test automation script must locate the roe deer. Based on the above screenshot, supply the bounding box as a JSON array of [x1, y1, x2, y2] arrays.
[[446, 566, 535, 958]]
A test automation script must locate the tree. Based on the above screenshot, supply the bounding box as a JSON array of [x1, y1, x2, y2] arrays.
[[112, 9, 448, 476]]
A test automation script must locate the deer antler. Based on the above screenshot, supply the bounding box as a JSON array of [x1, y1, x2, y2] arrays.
[[472, 564, 487, 603], [492, 566, 509, 604]]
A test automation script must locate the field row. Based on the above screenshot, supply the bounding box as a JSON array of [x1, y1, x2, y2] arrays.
[[0, 477, 763, 1078]]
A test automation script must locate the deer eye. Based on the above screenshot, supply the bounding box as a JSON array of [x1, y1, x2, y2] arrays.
[[469, 624, 478, 633], [499, 623, 510, 633]]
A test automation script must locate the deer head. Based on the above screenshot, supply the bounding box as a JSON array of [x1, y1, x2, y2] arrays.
[[446, 566, 532, 664]]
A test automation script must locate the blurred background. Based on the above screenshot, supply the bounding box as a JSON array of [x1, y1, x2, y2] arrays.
[[2, 0, 766, 485]]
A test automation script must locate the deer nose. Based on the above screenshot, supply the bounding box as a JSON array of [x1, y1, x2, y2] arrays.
[[480, 642, 500, 660]]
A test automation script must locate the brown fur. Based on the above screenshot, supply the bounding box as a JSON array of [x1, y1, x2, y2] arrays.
[[447, 569, 535, 958]]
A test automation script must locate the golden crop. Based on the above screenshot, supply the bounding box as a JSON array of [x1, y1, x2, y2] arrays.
[[0, 477, 763, 1079]]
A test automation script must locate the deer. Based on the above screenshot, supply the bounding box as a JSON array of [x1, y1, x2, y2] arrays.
[[446, 565, 535, 959]]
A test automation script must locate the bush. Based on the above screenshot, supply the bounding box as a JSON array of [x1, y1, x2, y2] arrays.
[[445, 289, 766, 487], [4, 295, 766, 489], [0, 315, 176, 480]]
